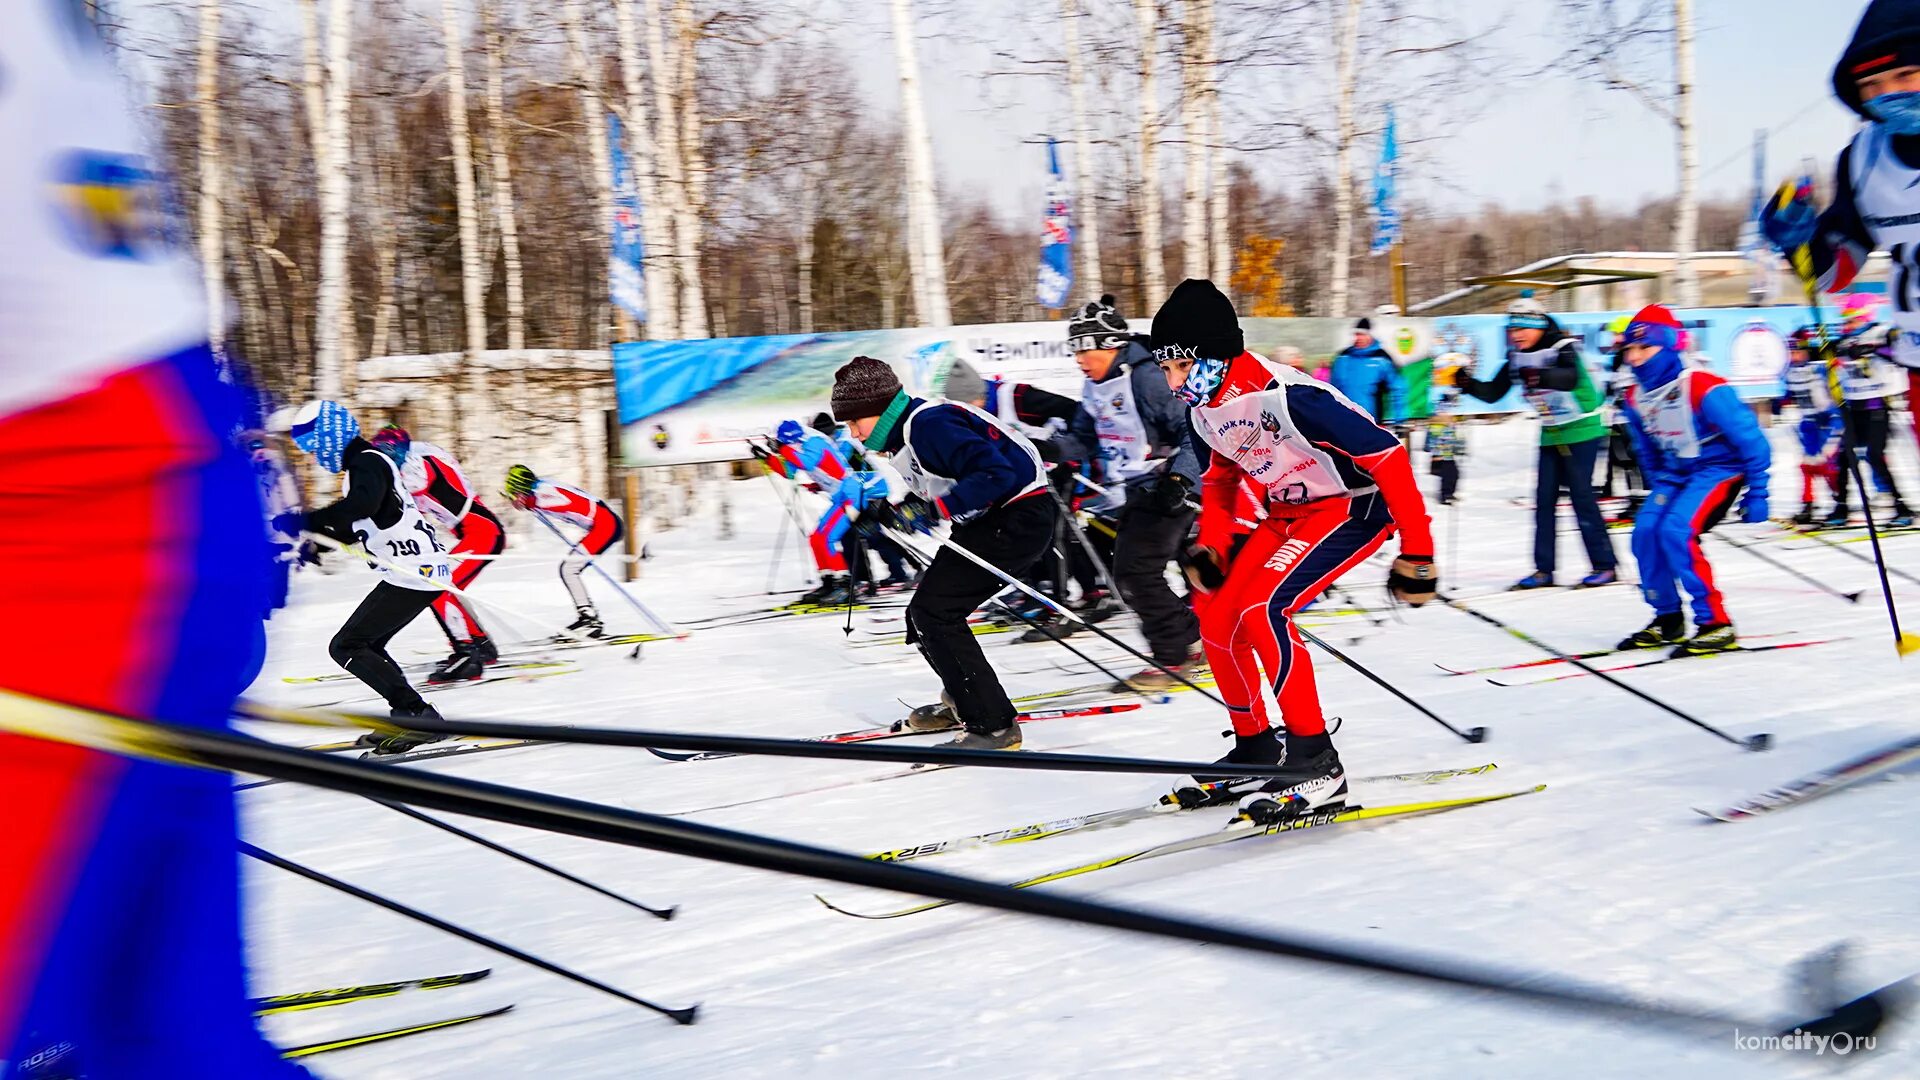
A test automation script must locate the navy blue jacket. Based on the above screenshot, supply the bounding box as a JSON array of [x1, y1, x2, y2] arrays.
[[881, 398, 1041, 519]]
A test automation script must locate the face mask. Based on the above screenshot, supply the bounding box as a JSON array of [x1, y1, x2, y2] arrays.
[[1175, 356, 1227, 407], [1868, 91, 1920, 136]]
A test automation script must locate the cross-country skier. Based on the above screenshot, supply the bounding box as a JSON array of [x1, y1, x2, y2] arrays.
[[831, 356, 1055, 749], [1613, 306, 1772, 656], [1057, 294, 1204, 689], [371, 426, 506, 682], [812, 411, 916, 589], [1329, 315, 1403, 423], [1456, 296, 1619, 589], [1781, 327, 1845, 525], [1827, 326, 1915, 527], [1152, 279, 1437, 812], [279, 402, 453, 753], [0, 5, 310, 1068], [755, 418, 857, 603], [502, 465, 626, 636], [1761, 0, 1920, 460]]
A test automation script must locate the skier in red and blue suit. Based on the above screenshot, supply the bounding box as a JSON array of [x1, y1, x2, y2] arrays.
[[0, 3, 306, 1073], [762, 418, 857, 603], [1615, 305, 1773, 658]]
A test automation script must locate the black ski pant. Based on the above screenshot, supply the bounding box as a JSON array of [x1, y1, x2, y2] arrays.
[[905, 495, 1055, 734], [330, 581, 437, 711], [1113, 502, 1198, 665], [1431, 458, 1461, 504], [1603, 423, 1643, 498], [1065, 513, 1117, 598], [1834, 404, 1909, 514]]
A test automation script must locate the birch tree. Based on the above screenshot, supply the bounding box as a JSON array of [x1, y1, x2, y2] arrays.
[[613, 0, 674, 340], [1179, 0, 1209, 280], [642, 0, 687, 338], [196, 0, 224, 353], [1204, 0, 1230, 292], [890, 0, 951, 326], [482, 5, 526, 351], [563, 0, 616, 348], [1328, 0, 1362, 319], [1556, 0, 1701, 306], [312, 0, 353, 399], [1135, 0, 1165, 307], [673, 0, 709, 337], [1061, 0, 1102, 297], [441, 0, 485, 358]]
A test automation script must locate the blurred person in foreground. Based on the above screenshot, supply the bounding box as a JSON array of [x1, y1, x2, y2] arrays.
[[0, 4, 309, 1073]]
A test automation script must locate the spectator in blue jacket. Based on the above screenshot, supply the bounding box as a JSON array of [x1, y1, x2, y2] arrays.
[[1329, 317, 1403, 422]]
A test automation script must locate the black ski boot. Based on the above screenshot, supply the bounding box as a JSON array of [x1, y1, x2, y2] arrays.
[[941, 724, 1022, 750], [1618, 612, 1685, 650], [1792, 503, 1817, 527], [1235, 731, 1347, 817], [471, 634, 499, 664], [427, 642, 485, 684], [566, 608, 605, 639], [1672, 621, 1737, 658], [358, 703, 449, 756]]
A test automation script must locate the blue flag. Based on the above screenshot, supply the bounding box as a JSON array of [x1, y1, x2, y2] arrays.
[[1035, 138, 1073, 309], [608, 112, 648, 324], [1370, 105, 1400, 257]]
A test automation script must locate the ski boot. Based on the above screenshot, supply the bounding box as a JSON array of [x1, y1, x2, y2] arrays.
[[1166, 729, 1287, 808], [813, 577, 856, 605], [1818, 507, 1852, 530], [1183, 641, 1211, 676], [1018, 614, 1076, 643], [427, 642, 485, 684], [1618, 612, 1685, 651], [1672, 622, 1737, 658], [1889, 504, 1915, 529], [1071, 589, 1120, 626], [1233, 732, 1347, 817], [358, 703, 449, 756], [896, 692, 962, 733], [471, 634, 499, 664], [566, 608, 605, 639], [1120, 661, 1192, 693], [941, 725, 1022, 750], [1509, 571, 1554, 591], [797, 575, 842, 605], [1574, 568, 1618, 589]]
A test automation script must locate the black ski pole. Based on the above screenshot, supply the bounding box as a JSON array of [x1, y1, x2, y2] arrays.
[[1296, 627, 1486, 743], [1054, 473, 1126, 603], [14, 697, 1892, 1051], [1438, 593, 1770, 751], [236, 698, 1299, 778], [1711, 532, 1861, 604], [884, 530, 1164, 704], [240, 841, 697, 1024], [892, 525, 1227, 705], [371, 799, 676, 920]]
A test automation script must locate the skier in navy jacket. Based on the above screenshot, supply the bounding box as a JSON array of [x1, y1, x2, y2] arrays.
[[831, 356, 1054, 748]]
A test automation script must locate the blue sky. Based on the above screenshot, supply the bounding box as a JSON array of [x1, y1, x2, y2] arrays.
[[900, 0, 1868, 221], [118, 0, 1870, 223]]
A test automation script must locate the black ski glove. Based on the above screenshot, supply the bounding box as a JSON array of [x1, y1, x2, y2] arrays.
[[1141, 472, 1194, 516]]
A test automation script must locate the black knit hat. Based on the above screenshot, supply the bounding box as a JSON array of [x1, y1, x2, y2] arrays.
[[1149, 279, 1243, 363], [1834, 0, 1920, 120], [830, 356, 904, 422], [1068, 294, 1129, 352]]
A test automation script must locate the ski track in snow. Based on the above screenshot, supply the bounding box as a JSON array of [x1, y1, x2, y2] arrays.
[[239, 418, 1920, 1077]]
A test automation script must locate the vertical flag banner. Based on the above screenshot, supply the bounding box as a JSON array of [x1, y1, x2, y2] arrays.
[[1370, 105, 1401, 257], [1035, 138, 1073, 309], [608, 112, 648, 324], [1741, 129, 1771, 303]]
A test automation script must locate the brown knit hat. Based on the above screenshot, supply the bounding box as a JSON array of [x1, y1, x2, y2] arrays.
[[831, 356, 904, 422]]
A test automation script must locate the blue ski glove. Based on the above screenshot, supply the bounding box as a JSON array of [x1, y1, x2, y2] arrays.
[[1760, 178, 1818, 255], [1742, 492, 1771, 525]]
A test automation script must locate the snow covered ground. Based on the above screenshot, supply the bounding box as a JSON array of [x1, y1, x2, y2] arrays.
[[239, 415, 1920, 1077]]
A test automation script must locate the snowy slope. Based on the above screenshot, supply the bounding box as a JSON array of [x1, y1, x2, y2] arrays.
[[238, 416, 1920, 1078]]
